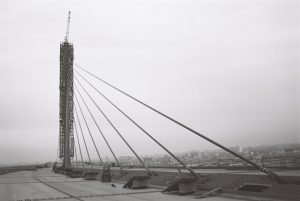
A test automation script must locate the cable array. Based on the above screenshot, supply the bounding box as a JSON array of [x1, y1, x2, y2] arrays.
[[58, 63, 286, 183], [68, 63, 286, 183]]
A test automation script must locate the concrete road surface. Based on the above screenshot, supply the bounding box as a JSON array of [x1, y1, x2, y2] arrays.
[[0, 168, 243, 201]]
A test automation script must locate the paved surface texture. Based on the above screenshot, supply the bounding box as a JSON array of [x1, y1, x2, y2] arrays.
[[0, 168, 244, 201]]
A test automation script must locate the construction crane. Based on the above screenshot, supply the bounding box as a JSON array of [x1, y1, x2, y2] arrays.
[[64, 11, 71, 42]]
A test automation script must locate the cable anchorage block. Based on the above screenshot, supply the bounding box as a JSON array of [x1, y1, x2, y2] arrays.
[[68, 168, 83, 178], [123, 175, 151, 189], [163, 175, 198, 195], [82, 169, 100, 180]]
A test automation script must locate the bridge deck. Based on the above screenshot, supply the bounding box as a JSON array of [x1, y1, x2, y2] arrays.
[[0, 168, 240, 201]]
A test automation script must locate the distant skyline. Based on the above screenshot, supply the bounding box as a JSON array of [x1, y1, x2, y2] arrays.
[[0, 0, 299, 164], [1, 142, 298, 166]]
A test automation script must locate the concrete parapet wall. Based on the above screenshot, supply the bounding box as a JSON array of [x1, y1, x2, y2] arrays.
[[0, 164, 47, 175]]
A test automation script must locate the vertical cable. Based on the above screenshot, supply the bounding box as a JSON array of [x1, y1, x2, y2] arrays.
[[74, 144, 78, 168]]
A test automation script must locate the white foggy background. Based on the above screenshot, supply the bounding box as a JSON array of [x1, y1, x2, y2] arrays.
[[0, 0, 299, 164]]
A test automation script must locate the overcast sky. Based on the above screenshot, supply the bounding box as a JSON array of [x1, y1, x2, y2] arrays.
[[0, 0, 299, 164]]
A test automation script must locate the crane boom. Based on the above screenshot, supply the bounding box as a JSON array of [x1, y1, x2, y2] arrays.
[[64, 11, 71, 42]]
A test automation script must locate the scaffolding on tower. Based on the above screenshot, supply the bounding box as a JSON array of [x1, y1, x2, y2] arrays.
[[59, 11, 74, 169]]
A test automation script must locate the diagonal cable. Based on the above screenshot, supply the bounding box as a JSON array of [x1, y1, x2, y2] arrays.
[[74, 64, 287, 183], [74, 93, 103, 164], [73, 76, 150, 174], [66, 73, 90, 166], [74, 83, 123, 171], [74, 121, 84, 168], [74, 74, 197, 177], [74, 106, 92, 163]]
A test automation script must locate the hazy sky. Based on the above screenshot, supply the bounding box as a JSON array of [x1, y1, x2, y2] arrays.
[[0, 0, 299, 164]]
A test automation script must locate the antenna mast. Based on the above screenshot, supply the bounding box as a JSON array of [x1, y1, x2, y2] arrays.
[[64, 11, 71, 42]]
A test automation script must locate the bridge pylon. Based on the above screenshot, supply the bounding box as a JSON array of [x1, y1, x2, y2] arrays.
[[59, 11, 74, 169]]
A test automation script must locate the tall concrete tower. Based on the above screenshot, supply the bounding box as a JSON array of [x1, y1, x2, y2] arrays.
[[59, 12, 74, 169]]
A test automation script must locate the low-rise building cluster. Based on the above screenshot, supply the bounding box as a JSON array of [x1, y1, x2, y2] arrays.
[[116, 143, 300, 169]]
